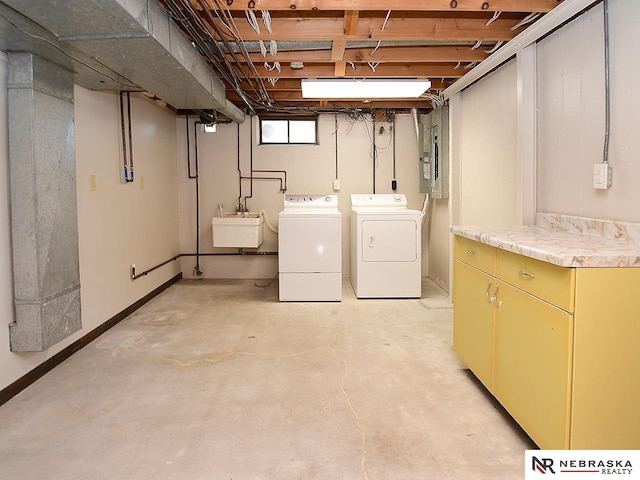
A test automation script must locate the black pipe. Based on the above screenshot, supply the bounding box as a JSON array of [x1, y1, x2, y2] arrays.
[[243, 115, 254, 209], [119, 91, 134, 182], [119, 92, 128, 181], [334, 112, 339, 180], [237, 122, 242, 206], [131, 252, 278, 280], [241, 175, 284, 192], [126, 92, 134, 181], [372, 112, 376, 194], [192, 121, 202, 276], [186, 113, 191, 177], [392, 115, 397, 191]]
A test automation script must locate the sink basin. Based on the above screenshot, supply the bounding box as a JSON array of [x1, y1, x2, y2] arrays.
[[212, 213, 264, 248]]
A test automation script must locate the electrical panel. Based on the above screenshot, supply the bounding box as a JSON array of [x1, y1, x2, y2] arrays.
[[419, 105, 449, 199], [418, 123, 430, 158]]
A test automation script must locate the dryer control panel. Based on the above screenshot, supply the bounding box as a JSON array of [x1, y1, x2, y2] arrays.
[[350, 193, 407, 208]]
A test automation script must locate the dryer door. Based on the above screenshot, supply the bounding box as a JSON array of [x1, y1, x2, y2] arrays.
[[362, 220, 417, 262]]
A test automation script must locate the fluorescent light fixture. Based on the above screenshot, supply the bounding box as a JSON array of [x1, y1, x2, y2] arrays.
[[301, 78, 431, 99]]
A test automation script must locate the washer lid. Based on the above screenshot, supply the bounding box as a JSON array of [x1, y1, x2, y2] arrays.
[[351, 193, 407, 208]]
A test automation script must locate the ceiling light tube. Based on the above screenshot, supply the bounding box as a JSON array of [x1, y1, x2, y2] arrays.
[[301, 78, 431, 99]]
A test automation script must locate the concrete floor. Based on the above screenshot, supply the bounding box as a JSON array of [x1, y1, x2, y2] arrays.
[[0, 278, 536, 479]]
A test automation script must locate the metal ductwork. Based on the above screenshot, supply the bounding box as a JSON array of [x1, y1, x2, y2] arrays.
[[0, 0, 244, 122]]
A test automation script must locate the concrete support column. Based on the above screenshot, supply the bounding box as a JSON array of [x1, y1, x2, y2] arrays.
[[7, 53, 81, 352]]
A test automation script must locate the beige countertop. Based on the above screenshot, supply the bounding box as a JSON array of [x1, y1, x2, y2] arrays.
[[451, 213, 640, 268]]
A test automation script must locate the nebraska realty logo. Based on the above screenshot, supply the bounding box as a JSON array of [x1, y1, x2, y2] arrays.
[[525, 451, 640, 479]]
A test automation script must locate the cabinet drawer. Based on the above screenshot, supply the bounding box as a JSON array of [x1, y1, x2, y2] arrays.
[[496, 249, 575, 312], [454, 236, 495, 274]]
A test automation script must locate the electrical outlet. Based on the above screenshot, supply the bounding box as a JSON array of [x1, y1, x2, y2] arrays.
[[593, 164, 613, 189], [89, 174, 96, 191], [333, 179, 340, 191]]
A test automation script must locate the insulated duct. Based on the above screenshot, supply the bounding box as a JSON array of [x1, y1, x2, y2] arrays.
[[0, 0, 244, 122]]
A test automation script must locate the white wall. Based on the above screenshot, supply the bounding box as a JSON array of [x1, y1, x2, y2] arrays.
[[177, 113, 436, 282], [0, 81, 180, 391], [537, 0, 640, 222], [458, 59, 519, 226]]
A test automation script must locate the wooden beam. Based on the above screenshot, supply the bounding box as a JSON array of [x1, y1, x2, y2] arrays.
[[226, 92, 438, 110], [344, 10, 359, 35], [201, 0, 558, 13], [234, 46, 488, 64], [331, 39, 347, 61], [334, 61, 346, 77], [249, 63, 464, 78], [211, 17, 519, 41]]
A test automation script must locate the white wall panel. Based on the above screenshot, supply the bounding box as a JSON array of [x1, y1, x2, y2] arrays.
[[537, 0, 640, 221], [460, 60, 518, 226]]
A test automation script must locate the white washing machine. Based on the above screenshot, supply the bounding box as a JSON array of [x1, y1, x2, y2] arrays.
[[278, 194, 342, 301], [351, 194, 421, 298]]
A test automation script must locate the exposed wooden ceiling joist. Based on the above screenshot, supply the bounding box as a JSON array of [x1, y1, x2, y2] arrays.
[[157, 0, 566, 113], [246, 63, 465, 78], [204, 0, 557, 13], [233, 46, 488, 64], [212, 17, 521, 42]]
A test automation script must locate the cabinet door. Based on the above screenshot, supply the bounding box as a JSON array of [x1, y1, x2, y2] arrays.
[[493, 282, 573, 449], [453, 260, 495, 389]]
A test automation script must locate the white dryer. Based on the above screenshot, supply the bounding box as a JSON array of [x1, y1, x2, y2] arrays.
[[278, 194, 342, 301], [350, 194, 421, 298]]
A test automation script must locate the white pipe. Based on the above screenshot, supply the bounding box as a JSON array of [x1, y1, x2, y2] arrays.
[[443, 0, 601, 99], [421, 193, 430, 225], [259, 210, 278, 234]]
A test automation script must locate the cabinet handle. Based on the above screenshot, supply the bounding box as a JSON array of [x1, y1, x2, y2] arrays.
[[494, 284, 502, 307], [486, 280, 494, 303], [466, 249, 476, 256], [519, 270, 536, 279], [368, 235, 374, 247]]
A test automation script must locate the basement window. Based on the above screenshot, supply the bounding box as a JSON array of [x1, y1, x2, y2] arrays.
[[259, 116, 318, 145]]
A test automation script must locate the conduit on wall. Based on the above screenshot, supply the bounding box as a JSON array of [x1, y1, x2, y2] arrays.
[[186, 116, 203, 277], [239, 116, 288, 212], [131, 115, 282, 281], [119, 91, 134, 183]]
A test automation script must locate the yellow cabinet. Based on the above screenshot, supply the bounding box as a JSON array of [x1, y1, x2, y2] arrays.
[[570, 268, 640, 449], [493, 282, 572, 449], [453, 234, 640, 450], [453, 259, 495, 389]]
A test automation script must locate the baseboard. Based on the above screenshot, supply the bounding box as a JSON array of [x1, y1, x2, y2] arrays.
[[0, 273, 182, 407]]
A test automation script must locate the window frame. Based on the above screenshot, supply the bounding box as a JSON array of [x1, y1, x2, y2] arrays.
[[258, 115, 319, 145]]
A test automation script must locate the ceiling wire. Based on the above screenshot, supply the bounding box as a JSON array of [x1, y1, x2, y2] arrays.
[[163, 0, 258, 106], [485, 41, 504, 54], [511, 12, 541, 31], [486, 10, 502, 26], [370, 10, 392, 57]]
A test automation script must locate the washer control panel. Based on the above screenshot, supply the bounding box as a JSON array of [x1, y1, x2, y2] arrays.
[[283, 194, 339, 208]]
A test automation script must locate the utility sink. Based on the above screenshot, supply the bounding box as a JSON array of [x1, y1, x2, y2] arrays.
[[212, 213, 264, 248]]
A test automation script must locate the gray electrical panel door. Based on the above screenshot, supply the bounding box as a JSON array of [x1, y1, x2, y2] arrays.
[[419, 105, 449, 199]]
